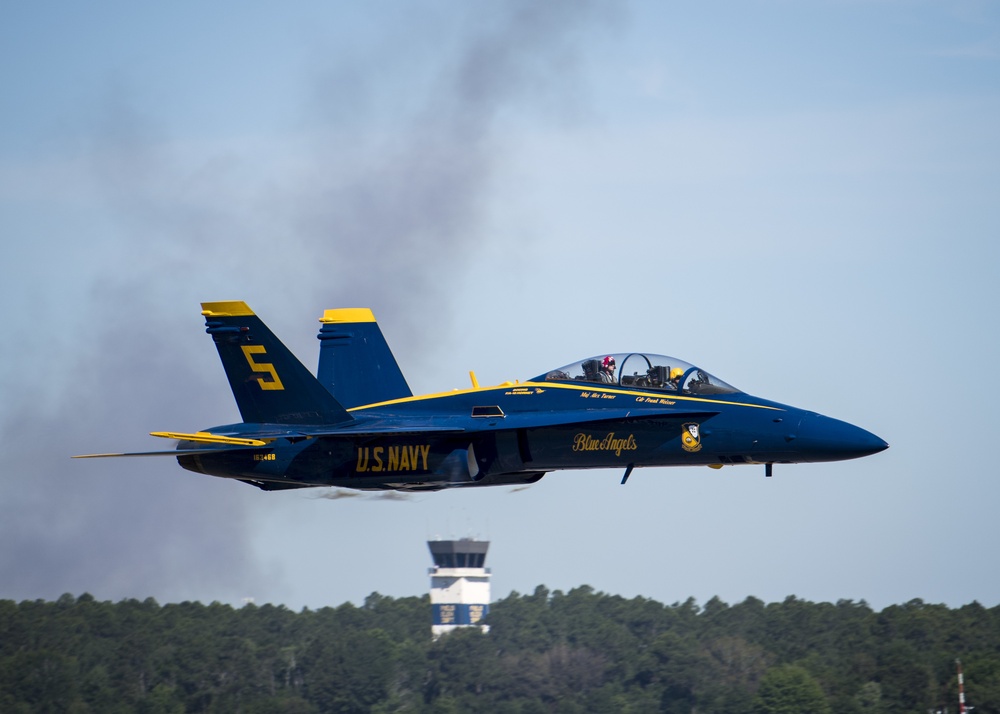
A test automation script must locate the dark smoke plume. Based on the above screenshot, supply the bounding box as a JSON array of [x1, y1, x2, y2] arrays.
[[0, 0, 605, 604]]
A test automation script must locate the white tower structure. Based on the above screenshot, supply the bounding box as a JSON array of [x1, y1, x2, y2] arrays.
[[427, 538, 491, 638]]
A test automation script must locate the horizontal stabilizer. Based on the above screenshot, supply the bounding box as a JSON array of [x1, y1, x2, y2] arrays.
[[72, 447, 257, 459], [150, 431, 269, 446]]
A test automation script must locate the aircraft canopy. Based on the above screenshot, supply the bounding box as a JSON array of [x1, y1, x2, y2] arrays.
[[531, 353, 740, 396]]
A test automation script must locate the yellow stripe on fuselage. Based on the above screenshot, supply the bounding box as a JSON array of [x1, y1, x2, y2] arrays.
[[346, 380, 783, 412]]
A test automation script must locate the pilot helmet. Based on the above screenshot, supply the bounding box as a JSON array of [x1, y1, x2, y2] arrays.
[[670, 367, 684, 381], [602, 356, 616, 370]]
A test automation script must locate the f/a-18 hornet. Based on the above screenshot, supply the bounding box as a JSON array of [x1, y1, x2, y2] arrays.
[[76, 302, 887, 491]]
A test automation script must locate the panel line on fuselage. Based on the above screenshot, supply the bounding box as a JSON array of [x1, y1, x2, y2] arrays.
[[345, 380, 785, 412]]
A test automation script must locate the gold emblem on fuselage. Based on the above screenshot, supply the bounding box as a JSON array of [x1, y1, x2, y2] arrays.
[[681, 423, 702, 452]]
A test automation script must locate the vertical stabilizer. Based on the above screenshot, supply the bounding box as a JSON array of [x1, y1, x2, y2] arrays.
[[317, 308, 413, 408], [202, 301, 353, 425]]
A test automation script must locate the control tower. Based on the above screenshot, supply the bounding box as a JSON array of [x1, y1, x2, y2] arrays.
[[427, 538, 491, 637]]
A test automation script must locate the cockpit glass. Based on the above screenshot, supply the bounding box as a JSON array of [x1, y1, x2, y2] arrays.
[[531, 353, 739, 395]]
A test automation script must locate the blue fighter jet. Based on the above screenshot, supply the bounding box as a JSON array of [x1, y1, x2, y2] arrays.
[[76, 301, 887, 491]]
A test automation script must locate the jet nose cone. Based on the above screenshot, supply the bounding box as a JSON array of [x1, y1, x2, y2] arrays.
[[853, 428, 889, 457], [797, 414, 888, 461]]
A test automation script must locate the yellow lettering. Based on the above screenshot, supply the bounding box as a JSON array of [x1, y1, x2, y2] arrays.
[[355, 443, 432, 474], [241, 345, 285, 391], [573, 432, 638, 457]]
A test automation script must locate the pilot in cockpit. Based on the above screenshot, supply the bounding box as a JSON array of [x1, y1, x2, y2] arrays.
[[599, 356, 617, 383], [649, 366, 684, 390]]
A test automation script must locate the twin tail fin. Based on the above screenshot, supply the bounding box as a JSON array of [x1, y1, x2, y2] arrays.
[[202, 301, 353, 425], [316, 308, 412, 408]]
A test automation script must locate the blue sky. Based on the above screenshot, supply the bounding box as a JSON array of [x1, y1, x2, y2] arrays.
[[1, 0, 998, 611]]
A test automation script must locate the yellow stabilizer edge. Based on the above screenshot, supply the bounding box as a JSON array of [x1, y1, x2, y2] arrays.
[[201, 301, 255, 317], [318, 308, 376, 323], [150, 431, 268, 447]]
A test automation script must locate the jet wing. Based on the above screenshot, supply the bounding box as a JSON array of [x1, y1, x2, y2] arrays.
[[73, 430, 270, 458], [72, 448, 251, 459], [149, 431, 270, 446], [71, 425, 465, 459], [73, 408, 719, 459]]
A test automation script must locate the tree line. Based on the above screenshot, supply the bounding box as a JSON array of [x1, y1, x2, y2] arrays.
[[1, 587, 998, 713]]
